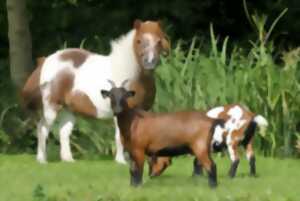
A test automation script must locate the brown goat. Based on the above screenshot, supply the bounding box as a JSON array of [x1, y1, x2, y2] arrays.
[[101, 81, 225, 188], [149, 104, 268, 178]]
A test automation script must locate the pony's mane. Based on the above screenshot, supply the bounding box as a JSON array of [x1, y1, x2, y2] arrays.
[[109, 29, 140, 86]]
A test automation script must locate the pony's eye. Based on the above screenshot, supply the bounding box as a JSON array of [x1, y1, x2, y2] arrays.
[[137, 39, 141, 44]]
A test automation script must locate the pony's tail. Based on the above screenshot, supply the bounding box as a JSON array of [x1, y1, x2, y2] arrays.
[[20, 57, 46, 111]]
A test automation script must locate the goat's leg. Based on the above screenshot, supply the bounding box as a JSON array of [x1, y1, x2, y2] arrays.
[[148, 155, 157, 177], [37, 103, 57, 163], [227, 140, 240, 178], [129, 150, 145, 187], [192, 158, 203, 177], [148, 156, 172, 178], [193, 144, 217, 188], [245, 139, 256, 176], [58, 112, 75, 162], [197, 152, 217, 188], [114, 117, 127, 164]]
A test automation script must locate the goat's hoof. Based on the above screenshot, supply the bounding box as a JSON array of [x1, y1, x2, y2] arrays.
[[209, 181, 218, 189], [131, 182, 142, 187]]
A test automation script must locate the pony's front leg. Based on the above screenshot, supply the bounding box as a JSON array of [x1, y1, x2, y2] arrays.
[[59, 112, 75, 162], [114, 117, 127, 164]]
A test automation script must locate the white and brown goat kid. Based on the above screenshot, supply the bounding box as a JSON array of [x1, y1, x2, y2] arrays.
[[149, 104, 268, 178], [206, 104, 268, 177], [21, 20, 169, 163], [101, 80, 225, 188]]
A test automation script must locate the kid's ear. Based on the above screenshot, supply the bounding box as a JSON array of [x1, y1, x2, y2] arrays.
[[127, 90, 136, 98], [101, 90, 110, 98]]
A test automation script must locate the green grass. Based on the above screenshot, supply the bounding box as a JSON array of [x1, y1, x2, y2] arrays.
[[0, 154, 299, 201]]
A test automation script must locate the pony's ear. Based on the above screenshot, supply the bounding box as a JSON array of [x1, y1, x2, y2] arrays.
[[134, 19, 142, 29], [101, 90, 110, 98], [157, 20, 163, 27], [161, 34, 170, 55]]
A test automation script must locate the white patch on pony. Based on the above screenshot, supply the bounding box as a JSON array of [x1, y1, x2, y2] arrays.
[[143, 33, 156, 63], [110, 30, 140, 86], [40, 52, 74, 86], [114, 117, 127, 164], [206, 106, 224, 118], [59, 112, 75, 162], [212, 125, 225, 144], [72, 55, 113, 118]]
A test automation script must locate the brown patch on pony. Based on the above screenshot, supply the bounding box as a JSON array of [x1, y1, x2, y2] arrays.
[[66, 90, 97, 118], [48, 69, 75, 108], [59, 48, 92, 68], [48, 68, 97, 117], [127, 72, 156, 110], [21, 57, 46, 110]]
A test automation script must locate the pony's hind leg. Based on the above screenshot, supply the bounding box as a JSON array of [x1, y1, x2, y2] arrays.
[[58, 111, 75, 162], [37, 119, 51, 163], [37, 104, 57, 163], [114, 117, 127, 164]]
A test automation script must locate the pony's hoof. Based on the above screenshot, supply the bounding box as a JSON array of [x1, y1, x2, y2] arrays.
[[37, 157, 48, 164], [61, 157, 75, 162], [115, 156, 127, 164]]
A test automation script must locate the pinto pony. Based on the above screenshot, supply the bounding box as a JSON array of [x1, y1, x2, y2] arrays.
[[149, 104, 268, 178], [21, 20, 169, 163], [101, 80, 224, 188]]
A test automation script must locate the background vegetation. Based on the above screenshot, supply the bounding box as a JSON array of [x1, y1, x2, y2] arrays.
[[0, 0, 299, 158]]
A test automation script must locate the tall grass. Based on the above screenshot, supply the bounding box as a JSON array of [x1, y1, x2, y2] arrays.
[[154, 13, 300, 157]]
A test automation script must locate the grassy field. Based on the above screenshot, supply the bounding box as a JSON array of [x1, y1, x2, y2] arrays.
[[0, 154, 299, 201]]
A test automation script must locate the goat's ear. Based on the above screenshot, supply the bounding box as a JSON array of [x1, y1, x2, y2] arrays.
[[101, 90, 110, 98], [126, 90, 135, 98]]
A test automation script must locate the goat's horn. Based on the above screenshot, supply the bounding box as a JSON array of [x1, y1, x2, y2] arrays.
[[121, 79, 130, 87], [107, 79, 116, 88]]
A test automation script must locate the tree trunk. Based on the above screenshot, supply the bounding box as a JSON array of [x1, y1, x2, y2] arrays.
[[6, 0, 32, 88]]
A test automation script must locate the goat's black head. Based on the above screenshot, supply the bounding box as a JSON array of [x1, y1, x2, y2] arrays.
[[101, 79, 135, 115]]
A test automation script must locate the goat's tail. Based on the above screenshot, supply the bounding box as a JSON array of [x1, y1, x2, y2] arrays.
[[242, 114, 268, 147], [253, 115, 268, 128], [20, 57, 46, 111]]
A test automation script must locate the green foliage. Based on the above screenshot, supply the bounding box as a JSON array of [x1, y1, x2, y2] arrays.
[[153, 14, 300, 157], [0, 4, 299, 157]]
